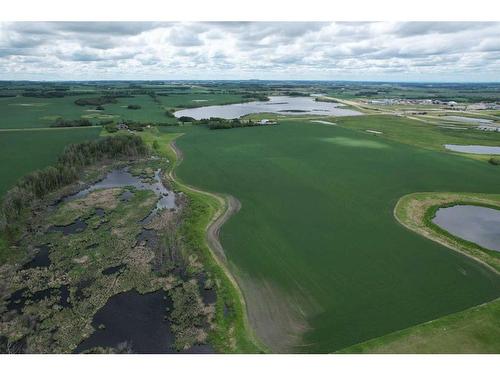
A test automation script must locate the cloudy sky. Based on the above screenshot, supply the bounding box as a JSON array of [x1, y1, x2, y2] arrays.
[[0, 22, 499, 81]]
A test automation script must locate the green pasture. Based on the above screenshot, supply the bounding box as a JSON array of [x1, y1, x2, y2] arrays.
[[173, 119, 500, 352]]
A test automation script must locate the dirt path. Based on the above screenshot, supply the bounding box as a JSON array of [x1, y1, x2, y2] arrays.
[[169, 140, 241, 262], [168, 139, 266, 352]]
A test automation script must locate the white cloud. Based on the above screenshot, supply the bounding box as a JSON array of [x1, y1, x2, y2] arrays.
[[0, 22, 499, 81]]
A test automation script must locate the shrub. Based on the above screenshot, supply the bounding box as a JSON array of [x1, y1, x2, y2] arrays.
[[489, 157, 500, 166]]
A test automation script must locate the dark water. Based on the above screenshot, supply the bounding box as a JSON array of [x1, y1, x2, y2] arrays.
[[174, 96, 363, 120], [22, 244, 51, 269], [136, 229, 159, 248], [433, 205, 500, 251], [120, 190, 134, 202], [6, 288, 28, 313], [74, 290, 214, 354], [48, 218, 87, 235], [6, 285, 71, 312], [102, 264, 126, 276], [198, 273, 217, 305]]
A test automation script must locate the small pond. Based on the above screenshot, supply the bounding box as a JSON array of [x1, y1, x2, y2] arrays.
[[444, 116, 493, 124], [444, 144, 500, 155], [22, 244, 51, 269], [74, 290, 213, 354], [174, 96, 362, 120], [432, 205, 500, 252], [48, 218, 87, 235]]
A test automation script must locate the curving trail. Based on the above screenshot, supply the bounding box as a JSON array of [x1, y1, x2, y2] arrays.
[[169, 140, 241, 262], [167, 138, 265, 352]]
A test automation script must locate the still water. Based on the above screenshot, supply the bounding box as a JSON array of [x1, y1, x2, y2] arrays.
[[174, 96, 362, 120], [432, 205, 500, 251]]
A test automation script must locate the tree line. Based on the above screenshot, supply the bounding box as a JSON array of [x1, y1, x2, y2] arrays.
[[0, 135, 150, 239]]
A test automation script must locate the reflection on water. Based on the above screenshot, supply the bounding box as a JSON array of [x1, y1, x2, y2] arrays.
[[433, 205, 500, 251], [74, 290, 214, 354], [174, 96, 362, 120]]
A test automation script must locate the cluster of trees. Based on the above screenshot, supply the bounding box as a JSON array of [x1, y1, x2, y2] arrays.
[[104, 120, 177, 133], [177, 116, 273, 130], [0, 135, 149, 238], [22, 91, 66, 98], [489, 157, 500, 166], [51, 118, 92, 128], [74, 96, 118, 106], [242, 93, 269, 101], [127, 104, 142, 110], [282, 91, 310, 97], [203, 118, 273, 130]]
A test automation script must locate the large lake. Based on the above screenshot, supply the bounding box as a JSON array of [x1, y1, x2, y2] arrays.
[[432, 205, 500, 251], [174, 96, 362, 120]]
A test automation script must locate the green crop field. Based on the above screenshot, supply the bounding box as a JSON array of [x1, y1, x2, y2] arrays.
[[336, 115, 500, 153], [172, 119, 500, 353], [0, 96, 104, 129], [97, 95, 171, 123], [0, 128, 100, 197]]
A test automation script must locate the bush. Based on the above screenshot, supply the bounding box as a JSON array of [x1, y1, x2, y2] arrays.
[[104, 124, 118, 133], [51, 118, 92, 128], [489, 157, 500, 166], [178, 116, 195, 123]]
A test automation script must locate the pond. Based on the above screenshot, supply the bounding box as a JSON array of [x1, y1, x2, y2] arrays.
[[174, 96, 362, 120], [444, 116, 493, 124], [444, 144, 500, 155], [65, 168, 175, 207], [48, 218, 87, 235], [22, 244, 51, 269], [432, 205, 500, 252], [63, 167, 177, 224], [74, 290, 213, 354]]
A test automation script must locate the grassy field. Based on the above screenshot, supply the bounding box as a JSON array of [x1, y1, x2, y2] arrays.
[[171, 119, 500, 353], [0, 128, 101, 197], [339, 298, 500, 353], [335, 115, 500, 155]]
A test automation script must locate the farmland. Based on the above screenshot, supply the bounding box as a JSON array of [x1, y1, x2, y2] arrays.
[[172, 119, 500, 352], [0, 127, 100, 196]]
